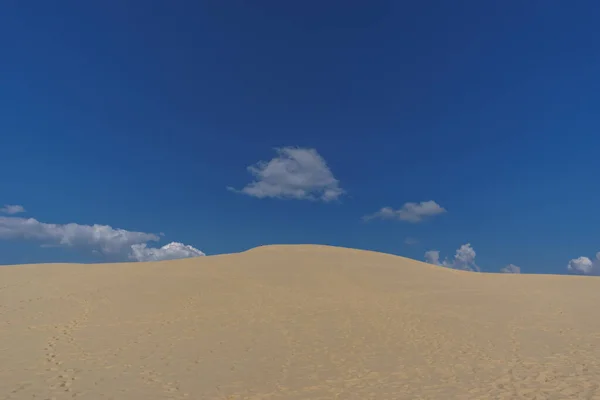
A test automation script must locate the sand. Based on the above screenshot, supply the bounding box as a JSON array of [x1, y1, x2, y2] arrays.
[[1, 245, 600, 400]]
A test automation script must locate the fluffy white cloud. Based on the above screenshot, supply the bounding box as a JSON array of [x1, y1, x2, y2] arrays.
[[425, 244, 524, 273], [130, 242, 205, 262], [424, 243, 480, 272], [424, 250, 440, 265], [567, 254, 599, 275], [0, 214, 204, 262], [500, 264, 521, 274], [0, 216, 159, 254], [228, 147, 344, 202], [447, 243, 479, 271], [1, 204, 25, 214], [364, 201, 446, 223]]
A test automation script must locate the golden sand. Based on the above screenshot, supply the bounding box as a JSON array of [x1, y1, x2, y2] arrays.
[[1, 245, 599, 399]]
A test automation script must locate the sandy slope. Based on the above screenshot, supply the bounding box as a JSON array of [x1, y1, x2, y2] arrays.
[[1, 245, 600, 400]]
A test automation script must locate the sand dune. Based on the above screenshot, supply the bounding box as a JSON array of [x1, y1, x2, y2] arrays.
[[1, 245, 600, 399]]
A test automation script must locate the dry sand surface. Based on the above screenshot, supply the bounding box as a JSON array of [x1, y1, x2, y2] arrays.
[[1, 245, 600, 400]]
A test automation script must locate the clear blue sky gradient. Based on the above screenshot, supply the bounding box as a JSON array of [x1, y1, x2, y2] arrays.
[[2, 1, 599, 273]]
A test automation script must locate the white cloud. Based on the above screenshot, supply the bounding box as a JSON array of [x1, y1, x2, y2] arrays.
[[424, 243, 480, 272], [0, 215, 204, 262], [0, 216, 159, 254], [228, 147, 344, 202], [450, 243, 479, 271], [1, 204, 25, 214], [424, 250, 440, 265], [404, 237, 419, 246], [567, 254, 600, 275], [130, 242, 205, 262], [500, 264, 521, 274], [364, 201, 446, 223]]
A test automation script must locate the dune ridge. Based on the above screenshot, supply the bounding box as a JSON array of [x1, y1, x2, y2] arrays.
[[1, 244, 599, 399]]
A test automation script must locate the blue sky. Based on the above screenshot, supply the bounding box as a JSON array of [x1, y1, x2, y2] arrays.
[[2, 1, 600, 274]]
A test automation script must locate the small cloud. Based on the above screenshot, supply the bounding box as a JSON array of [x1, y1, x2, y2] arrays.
[[1, 204, 25, 214], [229, 147, 344, 202], [364, 201, 446, 223], [500, 264, 521, 274], [450, 243, 479, 272], [129, 242, 205, 262], [40, 244, 62, 248], [404, 237, 419, 246], [567, 253, 599, 275], [424, 250, 440, 265], [424, 243, 480, 272]]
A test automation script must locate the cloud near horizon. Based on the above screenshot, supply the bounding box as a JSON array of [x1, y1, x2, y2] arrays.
[[424, 243, 480, 272], [425, 244, 521, 273], [1, 204, 26, 214], [228, 147, 345, 202], [567, 253, 600, 275], [364, 201, 446, 223], [500, 264, 521, 274], [130, 242, 205, 261], [0, 213, 204, 262]]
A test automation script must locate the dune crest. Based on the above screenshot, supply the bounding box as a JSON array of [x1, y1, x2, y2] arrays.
[[1, 245, 599, 399]]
